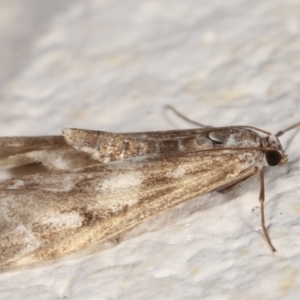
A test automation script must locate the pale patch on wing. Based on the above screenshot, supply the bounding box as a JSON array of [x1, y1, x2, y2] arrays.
[[38, 174, 78, 192], [171, 164, 188, 179], [96, 171, 144, 209], [103, 157, 111, 163], [101, 171, 143, 191], [14, 225, 42, 250], [42, 212, 82, 227]]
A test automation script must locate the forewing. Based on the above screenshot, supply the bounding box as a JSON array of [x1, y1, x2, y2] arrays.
[[62, 127, 217, 163], [0, 151, 249, 268], [62, 126, 263, 164]]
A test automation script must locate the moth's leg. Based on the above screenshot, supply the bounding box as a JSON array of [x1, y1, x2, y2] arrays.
[[259, 169, 277, 252], [165, 105, 213, 128], [212, 167, 276, 252]]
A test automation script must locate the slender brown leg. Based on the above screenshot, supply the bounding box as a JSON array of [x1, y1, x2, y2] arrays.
[[259, 170, 277, 252]]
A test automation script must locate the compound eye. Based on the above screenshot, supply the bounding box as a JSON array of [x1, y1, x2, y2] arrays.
[[266, 150, 282, 166]]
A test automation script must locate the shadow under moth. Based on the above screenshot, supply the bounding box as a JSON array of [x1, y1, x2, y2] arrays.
[[0, 107, 299, 268]]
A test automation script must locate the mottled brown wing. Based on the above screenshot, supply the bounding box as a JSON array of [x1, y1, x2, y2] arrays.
[[0, 136, 97, 170], [62, 128, 217, 163], [0, 151, 252, 268], [0, 126, 261, 169], [0, 128, 210, 170], [62, 126, 263, 164]]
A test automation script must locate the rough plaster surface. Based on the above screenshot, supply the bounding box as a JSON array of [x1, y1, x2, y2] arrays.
[[0, 0, 300, 299]]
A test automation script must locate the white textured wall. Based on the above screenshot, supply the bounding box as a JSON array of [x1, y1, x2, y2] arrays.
[[1, 0, 300, 299]]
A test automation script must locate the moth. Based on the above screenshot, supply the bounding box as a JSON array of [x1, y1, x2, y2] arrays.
[[0, 106, 299, 268]]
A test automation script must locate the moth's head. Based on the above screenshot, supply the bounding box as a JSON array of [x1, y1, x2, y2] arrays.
[[262, 134, 287, 166]]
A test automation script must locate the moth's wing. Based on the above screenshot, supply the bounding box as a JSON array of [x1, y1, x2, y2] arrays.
[[62, 126, 264, 164], [0, 152, 252, 268], [0, 136, 97, 170], [62, 127, 216, 163]]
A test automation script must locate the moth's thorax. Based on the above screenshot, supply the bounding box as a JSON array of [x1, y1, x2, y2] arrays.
[[207, 128, 262, 147], [206, 127, 285, 168]]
